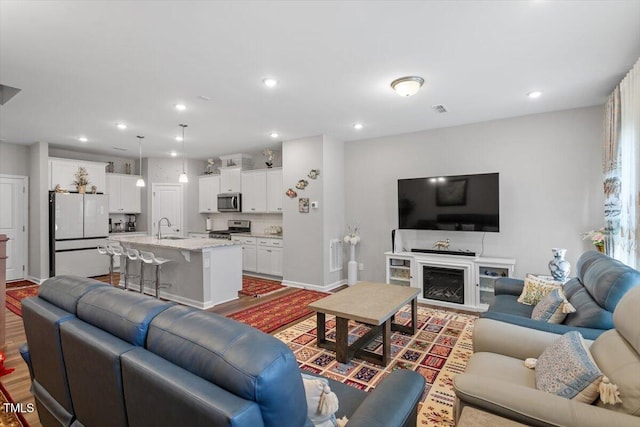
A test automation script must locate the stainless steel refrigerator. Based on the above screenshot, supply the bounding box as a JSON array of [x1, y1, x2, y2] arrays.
[[49, 191, 109, 277]]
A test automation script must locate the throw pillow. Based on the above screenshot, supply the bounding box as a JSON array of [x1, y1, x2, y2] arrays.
[[517, 274, 563, 306], [531, 287, 576, 323], [535, 331, 603, 403], [301, 373, 347, 427]]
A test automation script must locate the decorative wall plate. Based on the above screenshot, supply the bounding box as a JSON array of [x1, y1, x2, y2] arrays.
[[285, 188, 297, 198], [308, 169, 320, 179], [295, 179, 308, 190]]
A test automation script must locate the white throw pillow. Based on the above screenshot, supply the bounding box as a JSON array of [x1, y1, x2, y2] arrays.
[[301, 373, 346, 427], [517, 274, 563, 306]]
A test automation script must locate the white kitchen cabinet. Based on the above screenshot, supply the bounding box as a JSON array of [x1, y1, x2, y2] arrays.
[[106, 174, 141, 213], [241, 170, 267, 213], [219, 166, 242, 193], [266, 168, 283, 213], [256, 238, 283, 276], [198, 175, 220, 213], [232, 236, 257, 272], [50, 158, 107, 193]]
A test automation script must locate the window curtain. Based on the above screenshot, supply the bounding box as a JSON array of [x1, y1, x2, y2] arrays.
[[603, 57, 640, 268]]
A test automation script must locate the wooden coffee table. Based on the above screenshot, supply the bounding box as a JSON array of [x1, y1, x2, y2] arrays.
[[308, 282, 420, 367]]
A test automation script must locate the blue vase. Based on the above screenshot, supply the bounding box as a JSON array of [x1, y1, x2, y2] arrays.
[[548, 248, 570, 281]]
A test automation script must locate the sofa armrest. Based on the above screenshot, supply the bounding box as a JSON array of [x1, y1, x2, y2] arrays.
[[453, 373, 638, 427], [494, 278, 524, 296], [19, 342, 34, 380], [480, 311, 604, 340], [347, 370, 425, 427], [473, 318, 596, 359]]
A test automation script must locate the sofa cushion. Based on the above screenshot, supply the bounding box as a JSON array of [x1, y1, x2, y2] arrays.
[[563, 284, 614, 330], [535, 331, 603, 403], [577, 251, 640, 312], [490, 295, 534, 318], [76, 286, 172, 346], [517, 275, 562, 306], [146, 305, 308, 427], [39, 275, 107, 314], [531, 288, 575, 324]]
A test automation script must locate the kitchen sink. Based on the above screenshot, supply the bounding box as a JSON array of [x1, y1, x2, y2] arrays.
[[162, 236, 187, 240]]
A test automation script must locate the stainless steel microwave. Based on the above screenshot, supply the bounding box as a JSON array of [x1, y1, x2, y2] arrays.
[[217, 193, 242, 212]]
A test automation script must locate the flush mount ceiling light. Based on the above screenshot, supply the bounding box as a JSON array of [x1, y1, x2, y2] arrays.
[[270, 132, 279, 138], [78, 136, 88, 143], [170, 151, 177, 157], [527, 90, 542, 99], [136, 136, 145, 187], [175, 103, 187, 111], [263, 78, 278, 88], [178, 124, 188, 183], [116, 123, 127, 130], [175, 136, 183, 142], [353, 123, 364, 130], [390, 76, 425, 97]]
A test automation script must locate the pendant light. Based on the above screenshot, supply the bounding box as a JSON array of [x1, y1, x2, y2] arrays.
[[178, 124, 188, 183], [135, 136, 145, 187]]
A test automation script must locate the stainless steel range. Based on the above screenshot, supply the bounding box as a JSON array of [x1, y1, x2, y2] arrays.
[[208, 219, 251, 240]]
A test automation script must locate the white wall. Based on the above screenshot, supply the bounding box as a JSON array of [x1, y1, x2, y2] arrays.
[[344, 106, 604, 281], [28, 142, 49, 281], [48, 147, 136, 174], [322, 135, 345, 286], [0, 142, 29, 175]]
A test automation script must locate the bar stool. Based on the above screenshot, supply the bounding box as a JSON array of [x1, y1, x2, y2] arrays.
[[97, 244, 115, 285], [109, 244, 125, 288], [123, 247, 142, 291], [139, 250, 173, 299]]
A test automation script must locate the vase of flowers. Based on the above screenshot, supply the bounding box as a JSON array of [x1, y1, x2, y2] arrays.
[[263, 149, 274, 168], [582, 228, 606, 253], [73, 167, 90, 193]]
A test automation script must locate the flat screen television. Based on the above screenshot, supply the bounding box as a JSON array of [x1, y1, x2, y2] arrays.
[[398, 172, 499, 232]]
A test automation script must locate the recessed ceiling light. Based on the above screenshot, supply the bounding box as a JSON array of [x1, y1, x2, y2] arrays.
[[175, 104, 187, 111], [197, 95, 211, 101], [170, 151, 177, 157], [527, 90, 542, 99], [270, 132, 279, 138], [263, 78, 278, 88], [353, 123, 364, 130], [175, 136, 183, 142], [116, 123, 127, 130], [78, 137, 88, 143], [390, 76, 425, 97]]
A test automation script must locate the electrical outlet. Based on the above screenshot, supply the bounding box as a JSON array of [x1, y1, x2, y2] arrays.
[[358, 263, 364, 271]]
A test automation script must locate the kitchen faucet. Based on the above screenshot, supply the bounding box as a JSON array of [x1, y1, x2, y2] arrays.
[[157, 217, 172, 239]]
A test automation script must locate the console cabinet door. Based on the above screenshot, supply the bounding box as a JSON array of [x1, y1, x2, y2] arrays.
[[219, 167, 241, 193], [119, 175, 141, 213], [243, 244, 257, 272]]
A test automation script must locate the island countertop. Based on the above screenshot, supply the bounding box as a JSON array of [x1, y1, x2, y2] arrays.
[[110, 235, 239, 251]]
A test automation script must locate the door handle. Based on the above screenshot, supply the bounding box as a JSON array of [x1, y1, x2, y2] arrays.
[[232, 197, 238, 209]]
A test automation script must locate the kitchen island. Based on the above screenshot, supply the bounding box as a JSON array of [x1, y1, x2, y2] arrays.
[[109, 235, 242, 309]]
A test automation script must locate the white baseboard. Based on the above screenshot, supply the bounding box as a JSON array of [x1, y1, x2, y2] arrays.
[[281, 278, 346, 292], [26, 275, 45, 284]]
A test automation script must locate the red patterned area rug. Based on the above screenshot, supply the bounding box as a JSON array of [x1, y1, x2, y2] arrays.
[[227, 289, 328, 333], [274, 305, 477, 427], [239, 276, 285, 297], [0, 382, 30, 426], [5, 285, 39, 317]]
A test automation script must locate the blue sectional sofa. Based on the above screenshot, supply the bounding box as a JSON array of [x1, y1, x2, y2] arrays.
[[480, 251, 640, 340], [20, 275, 425, 427], [21, 276, 425, 427]]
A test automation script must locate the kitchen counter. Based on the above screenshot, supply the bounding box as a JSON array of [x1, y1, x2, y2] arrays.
[[110, 235, 242, 309], [110, 235, 238, 251], [109, 230, 147, 236]]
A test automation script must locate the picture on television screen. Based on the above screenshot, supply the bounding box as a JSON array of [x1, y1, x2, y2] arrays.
[[398, 173, 499, 232]]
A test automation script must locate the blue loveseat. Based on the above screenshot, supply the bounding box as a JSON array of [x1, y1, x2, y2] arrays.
[[480, 251, 640, 340], [20, 275, 425, 427]]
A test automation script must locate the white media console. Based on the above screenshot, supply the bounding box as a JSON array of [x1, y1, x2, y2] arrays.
[[385, 251, 516, 312]]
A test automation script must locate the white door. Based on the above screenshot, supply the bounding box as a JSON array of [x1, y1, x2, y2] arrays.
[[0, 176, 27, 281], [152, 184, 183, 238]]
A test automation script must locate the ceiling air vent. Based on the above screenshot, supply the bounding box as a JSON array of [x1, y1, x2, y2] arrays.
[[432, 104, 448, 113], [112, 146, 129, 151]]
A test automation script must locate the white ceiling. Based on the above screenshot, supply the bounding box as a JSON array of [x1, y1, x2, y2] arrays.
[[1, 1, 639, 159]]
